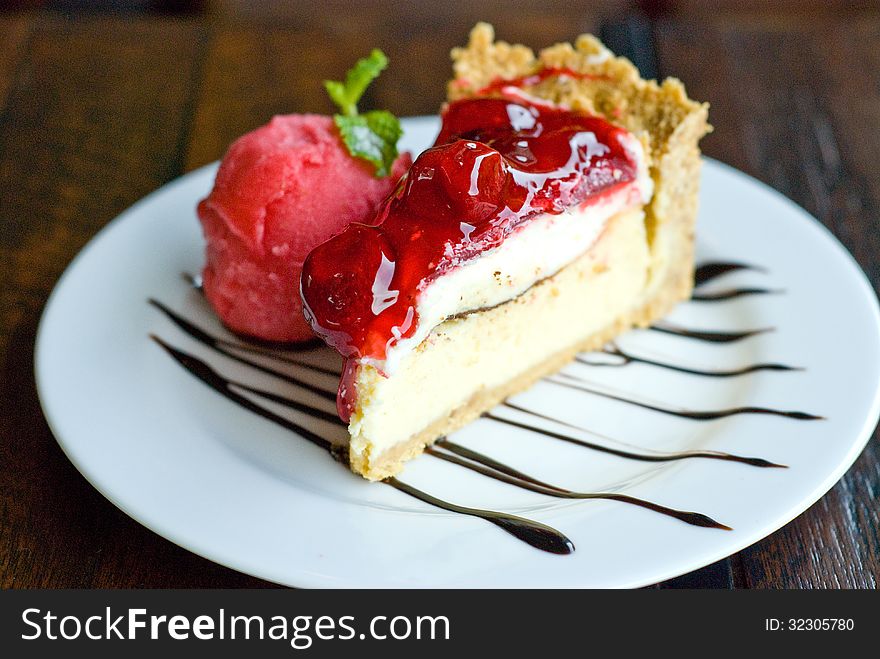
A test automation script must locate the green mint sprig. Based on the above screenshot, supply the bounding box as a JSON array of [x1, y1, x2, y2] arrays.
[[324, 49, 402, 178]]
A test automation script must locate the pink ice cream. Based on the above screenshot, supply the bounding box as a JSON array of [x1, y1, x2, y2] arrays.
[[197, 114, 411, 343]]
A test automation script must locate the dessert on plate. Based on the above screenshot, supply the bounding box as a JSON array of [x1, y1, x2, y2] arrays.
[[300, 24, 710, 480]]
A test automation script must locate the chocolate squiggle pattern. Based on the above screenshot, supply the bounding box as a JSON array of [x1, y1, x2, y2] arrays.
[[152, 262, 821, 553], [577, 344, 799, 378]]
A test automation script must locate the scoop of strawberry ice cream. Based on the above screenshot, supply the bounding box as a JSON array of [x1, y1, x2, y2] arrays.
[[197, 114, 411, 343]]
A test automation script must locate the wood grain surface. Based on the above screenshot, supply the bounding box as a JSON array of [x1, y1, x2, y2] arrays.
[[0, 1, 877, 589]]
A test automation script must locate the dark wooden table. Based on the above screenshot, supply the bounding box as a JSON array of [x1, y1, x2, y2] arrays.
[[1, 1, 878, 588]]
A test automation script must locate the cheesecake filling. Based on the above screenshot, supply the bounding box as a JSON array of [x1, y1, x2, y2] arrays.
[[300, 96, 652, 421]]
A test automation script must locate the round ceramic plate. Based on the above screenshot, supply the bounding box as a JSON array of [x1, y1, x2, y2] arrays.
[[36, 117, 880, 588]]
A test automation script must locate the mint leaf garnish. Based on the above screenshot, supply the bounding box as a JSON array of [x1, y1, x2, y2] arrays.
[[324, 49, 387, 117], [334, 110, 402, 177], [324, 50, 401, 177]]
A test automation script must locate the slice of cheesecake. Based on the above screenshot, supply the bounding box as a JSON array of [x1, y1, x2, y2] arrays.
[[300, 23, 710, 480]]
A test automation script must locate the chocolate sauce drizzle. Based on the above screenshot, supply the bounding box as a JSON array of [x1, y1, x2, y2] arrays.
[[547, 372, 822, 420], [151, 335, 332, 452], [149, 261, 822, 554], [649, 322, 772, 343], [694, 262, 764, 285], [652, 261, 779, 337], [577, 344, 800, 378], [149, 299, 338, 399], [495, 401, 786, 467], [691, 287, 779, 302], [691, 261, 776, 302], [385, 477, 576, 554], [427, 439, 731, 529]]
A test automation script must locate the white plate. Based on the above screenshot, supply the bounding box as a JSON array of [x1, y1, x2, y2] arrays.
[[36, 117, 880, 588]]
